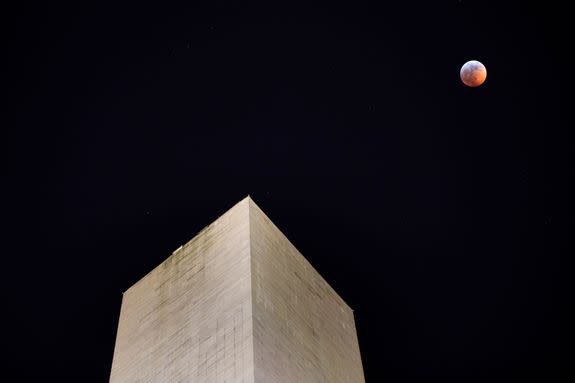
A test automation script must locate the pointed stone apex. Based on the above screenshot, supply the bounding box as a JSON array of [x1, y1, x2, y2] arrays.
[[111, 197, 365, 383]]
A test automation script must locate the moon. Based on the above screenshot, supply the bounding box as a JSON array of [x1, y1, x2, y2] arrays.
[[460, 60, 487, 87]]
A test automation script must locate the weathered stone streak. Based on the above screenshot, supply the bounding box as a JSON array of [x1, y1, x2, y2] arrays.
[[110, 198, 254, 383], [110, 197, 365, 382]]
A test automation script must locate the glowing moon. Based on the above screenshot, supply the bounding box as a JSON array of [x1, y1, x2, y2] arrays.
[[460, 60, 487, 87]]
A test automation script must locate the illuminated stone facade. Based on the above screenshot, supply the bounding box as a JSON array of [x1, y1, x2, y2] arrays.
[[110, 197, 365, 383]]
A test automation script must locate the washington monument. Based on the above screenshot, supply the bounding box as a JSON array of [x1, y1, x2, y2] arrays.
[[110, 197, 365, 382]]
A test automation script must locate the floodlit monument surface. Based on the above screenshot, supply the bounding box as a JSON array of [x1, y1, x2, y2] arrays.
[[109, 197, 365, 383]]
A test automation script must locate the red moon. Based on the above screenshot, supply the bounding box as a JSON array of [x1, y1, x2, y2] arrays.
[[460, 60, 487, 87]]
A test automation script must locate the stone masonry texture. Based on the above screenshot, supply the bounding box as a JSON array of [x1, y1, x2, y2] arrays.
[[109, 197, 365, 383]]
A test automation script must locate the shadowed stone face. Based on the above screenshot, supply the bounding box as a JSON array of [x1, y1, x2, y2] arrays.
[[460, 60, 487, 87]]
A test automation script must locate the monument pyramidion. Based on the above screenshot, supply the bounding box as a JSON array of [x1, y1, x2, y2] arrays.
[[110, 197, 365, 383]]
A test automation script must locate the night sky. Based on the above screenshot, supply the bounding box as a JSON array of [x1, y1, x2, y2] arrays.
[[5, 1, 571, 382]]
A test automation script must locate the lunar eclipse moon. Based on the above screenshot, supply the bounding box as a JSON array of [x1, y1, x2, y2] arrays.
[[460, 60, 487, 87]]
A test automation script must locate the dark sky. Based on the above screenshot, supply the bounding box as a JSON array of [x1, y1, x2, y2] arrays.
[[5, 1, 571, 382]]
